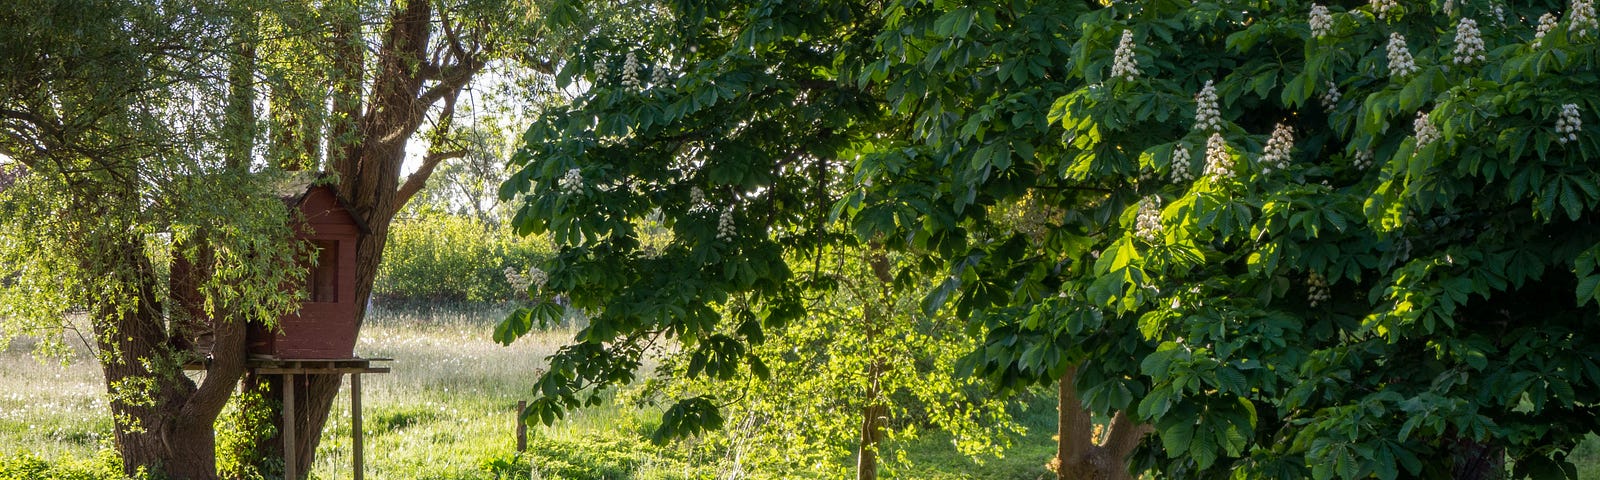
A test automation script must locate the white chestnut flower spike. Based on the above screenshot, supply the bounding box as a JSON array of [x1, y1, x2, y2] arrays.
[[559, 168, 583, 194], [1261, 124, 1295, 174], [1307, 272, 1332, 307], [1171, 145, 1195, 183], [1204, 133, 1233, 180], [1557, 103, 1583, 145], [1320, 81, 1342, 111], [1135, 196, 1164, 243], [1572, 0, 1599, 38], [1387, 33, 1420, 78], [1372, 0, 1400, 21], [1194, 80, 1223, 132], [1309, 4, 1334, 38], [1534, 13, 1559, 49], [652, 65, 671, 87], [717, 208, 737, 241], [1453, 18, 1486, 65], [1414, 112, 1440, 148], [1353, 149, 1374, 170], [622, 52, 641, 90], [1111, 29, 1140, 81]]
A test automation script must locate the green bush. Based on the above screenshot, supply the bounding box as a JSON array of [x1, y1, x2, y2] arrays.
[[0, 449, 143, 480], [375, 213, 551, 303], [475, 435, 711, 480]]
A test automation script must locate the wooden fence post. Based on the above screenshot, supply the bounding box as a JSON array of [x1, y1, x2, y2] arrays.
[[516, 400, 528, 453]]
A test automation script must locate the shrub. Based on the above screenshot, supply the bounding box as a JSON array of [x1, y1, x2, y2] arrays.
[[376, 213, 551, 303], [0, 449, 143, 480], [475, 434, 711, 480]]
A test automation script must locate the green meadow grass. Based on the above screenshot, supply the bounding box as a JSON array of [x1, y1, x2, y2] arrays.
[[6, 304, 1592, 479]]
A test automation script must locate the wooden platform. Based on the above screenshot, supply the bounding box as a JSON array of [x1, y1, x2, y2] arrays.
[[184, 356, 392, 374], [187, 356, 391, 480]]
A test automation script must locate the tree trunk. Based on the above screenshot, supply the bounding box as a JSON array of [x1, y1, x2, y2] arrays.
[[1054, 366, 1150, 480], [856, 361, 888, 480], [96, 236, 249, 479], [855, 245, 894, 480], [241, 0, 487, 476]]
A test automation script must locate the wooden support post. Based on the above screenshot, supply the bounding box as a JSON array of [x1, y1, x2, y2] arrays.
[[516, 400, 528, 453], [353, 373, 364, 480], [284, 374, 297, 480]]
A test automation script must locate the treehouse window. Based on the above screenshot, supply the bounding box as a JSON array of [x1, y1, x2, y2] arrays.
[[309, 240, 338, 303]]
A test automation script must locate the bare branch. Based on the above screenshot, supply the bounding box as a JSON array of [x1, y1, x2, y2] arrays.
[[397, 148, 468, 208]]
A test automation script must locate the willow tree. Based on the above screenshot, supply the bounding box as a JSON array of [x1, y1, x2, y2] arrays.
[[0, 1, 303, 477], [4, 0, 554, 477], [230, 0, 554, 476]]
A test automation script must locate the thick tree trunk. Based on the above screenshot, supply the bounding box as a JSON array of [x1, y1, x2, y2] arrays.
[[242, 0, 486, 476], [1054, 366, 1150, 480], [96, 237, 248, 479]]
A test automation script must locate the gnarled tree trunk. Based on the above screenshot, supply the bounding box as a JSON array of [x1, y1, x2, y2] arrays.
[[95, 235, 251, 479], [241, 0, 484, 476], [1054, 365, 1151, 480]]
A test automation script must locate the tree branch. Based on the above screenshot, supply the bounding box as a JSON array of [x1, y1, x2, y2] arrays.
[[1101, 408, 1153, 462], [396, 148, 467, 208]]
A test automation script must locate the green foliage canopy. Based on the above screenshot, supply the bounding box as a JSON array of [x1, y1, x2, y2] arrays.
[[504, 0, 1600, 478], [865, 0, 1600, 478]]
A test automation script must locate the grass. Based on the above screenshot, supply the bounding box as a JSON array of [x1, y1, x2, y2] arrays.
[[26, 303, 1599, 479], [0, 303, 1061, 479], [0, 333, 112, 461]]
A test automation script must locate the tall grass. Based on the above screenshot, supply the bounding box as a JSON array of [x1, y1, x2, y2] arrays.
[[8, 304, 1593, 478], [0, 335, 110, 461]]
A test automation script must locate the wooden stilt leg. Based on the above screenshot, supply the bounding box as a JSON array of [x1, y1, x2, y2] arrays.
[[353, 373, 364, 480], [285, 374, 297, 480]]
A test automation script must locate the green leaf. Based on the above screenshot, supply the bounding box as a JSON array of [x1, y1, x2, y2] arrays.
[[1161, 419, 1195, 457], [494, 308, 533, 345]]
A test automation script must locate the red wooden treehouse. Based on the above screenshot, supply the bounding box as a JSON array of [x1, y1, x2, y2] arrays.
[[249, 182, 367, 359], [182, 177, 388, 480]]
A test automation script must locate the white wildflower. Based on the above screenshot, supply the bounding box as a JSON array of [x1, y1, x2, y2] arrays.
[[1414, 111, 1440, 148], [1556, 103, 1583, 145], [1573, 0, 1599, 37], [1307, 272, 1332, 307], [1453, 18, 1487, 64], [1372, 0, 1400, 21], [1111, 30, 1140, 81], [1353, 149, 1374, 170], [1310, 4, 1334, 38], [622, 52, 641, 90], [1134, 196, 1164, 243], [1387, 33, 1420, 78], [1534, 13, 1559, 48], [1170, 144, 1195, 183], [1260, 123, 1295, 174], [1320, 81, 1342, 111], [1203, 133, 1234, 180], [559, 168, 583, 194], [1194, 80, 1223, 132], [717, 207, 736, 241]]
